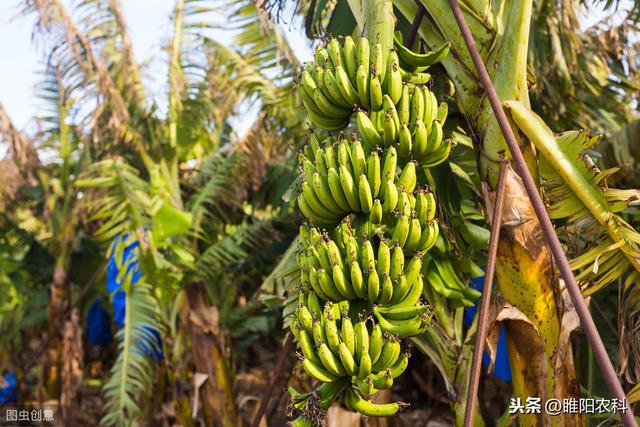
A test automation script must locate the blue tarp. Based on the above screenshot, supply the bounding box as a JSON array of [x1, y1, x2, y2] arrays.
[[463, 274, 512, 381], [86, 298, 113, 347], [0, 371, 17, 404], [106, 236, 164, 360]]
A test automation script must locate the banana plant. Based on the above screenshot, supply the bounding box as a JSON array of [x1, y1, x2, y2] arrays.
[[290, 0, 640, 424]]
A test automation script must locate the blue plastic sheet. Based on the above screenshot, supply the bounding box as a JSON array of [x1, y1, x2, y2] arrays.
[[107, 235, 163, 360], [86, 298, 113, 347], [463, 274, 512, 381], [0, 371, 17, 404]]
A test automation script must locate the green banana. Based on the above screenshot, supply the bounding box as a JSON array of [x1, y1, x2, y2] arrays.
[[350, 261, 366, 299], [403, 255, 422, 289], [332, 263, 356, 299], [372, 369, 393, 389], [323, 69, 352, 108], [313, 87, 350, 117], [303, 357, 339, 383], [343, 36, 358, 86], [422, 139, 451, 168], [425, 120, 443, 154], [298, 329, 322, 365], [314, 45, 329, 66], [393, 36, 451, 67], [354, 318, 369, 361], [323, 311, 341, 353], [376, 304, 428, 320], [370, 199, 383, 224], [379, 272, 393, 304], [306, 107, 349, 131], [405, 217, 422, 251], [327, 167, 352, 212], [381, 179, 399, 213], [312, 318, 327, 347], [383, 112, 397, 146], [437, 101, 448, 125], [417, 220, 439, 252], [345, 389, 401, 417], [312, 172, 343, 215], [398, 124, 412, 158], [408, 72, 431, 85], [308, 266, 330, 301], [341, 311, 355, 353], [387, 51, 403, 104], [302, 181, 335, 220], [367, 268, 381, 302], [390, 214, 410, 247], [389, 352, 409, 379], [297, 302, 314, 332], [389, 245, 405, 281], [356, 64, 371, 110], [397, 274, 424, 308], [318, 267, 344, 301], [381, 146, 398, 184], [325, 240, 343, 268], [372, 336, 401, 370], [298, 196, 335, 227], [314, 148, 328, 175], [369, 72, 383, 111], [338, 164, 360, 212], [358, 174, 374, 213], [412, 119, 428, 158], [335, 65, 359, 105], [357, 351, 373, 381], [369, 323, 383, 364], [318, 342, 346, 376], [374, 310, 424, 338], [338, 342, 357, 376], [360, 239, 376, 271], [398, 84, 411, 124], [357, 110, 382, 149], [349, 139, 365, 176], [366, 150, 381, 197], [409, 88, 423, 124], [327, 38, 344, 69]]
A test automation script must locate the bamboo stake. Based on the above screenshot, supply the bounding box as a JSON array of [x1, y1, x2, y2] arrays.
[[405, 3, 426, 48], [445, 1, 636, 425], [463, 160, 509, 427]]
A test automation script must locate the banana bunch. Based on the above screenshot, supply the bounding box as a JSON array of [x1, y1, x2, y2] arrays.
[[298, 36, 400, 131], [298, 35, 449, 133], [298, 134, 441, 245], [290, 297, 426, 417], [298, 223, 436, 311], [291, 33, 452, 422]]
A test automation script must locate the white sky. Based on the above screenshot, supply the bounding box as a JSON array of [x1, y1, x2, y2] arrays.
[[0, 1, 632, 140], [0, 0, 313, 135]]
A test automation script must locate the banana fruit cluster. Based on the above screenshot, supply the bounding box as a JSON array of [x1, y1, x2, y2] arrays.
[[291, 34, 451, 422], [298, 224, 435, 316], [298, 35, 451, 169], [298, 136, 439, 247], [290, 296, 430, 417]]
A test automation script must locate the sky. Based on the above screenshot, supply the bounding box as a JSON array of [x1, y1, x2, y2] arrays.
[[0, 0, 313, 134], [0, 1, 629, 139]]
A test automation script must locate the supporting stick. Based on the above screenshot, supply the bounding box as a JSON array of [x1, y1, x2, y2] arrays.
[[463, 160, 509, 427], [446, 1, 636, 425], [405, 3, 426, 48], [250, 332, 295, 427]]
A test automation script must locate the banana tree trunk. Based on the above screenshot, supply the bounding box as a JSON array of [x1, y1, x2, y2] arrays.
[[185, 286, 240, 427]]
